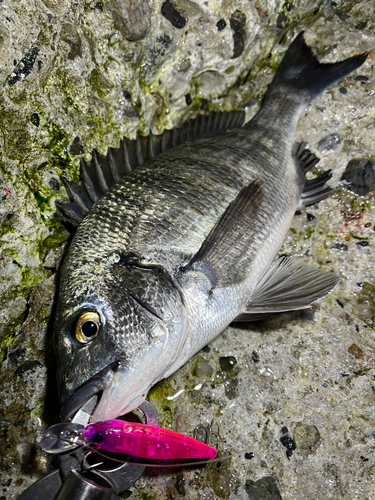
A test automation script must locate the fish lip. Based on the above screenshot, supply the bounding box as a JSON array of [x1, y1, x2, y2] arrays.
[[60, 364, 115, 422]]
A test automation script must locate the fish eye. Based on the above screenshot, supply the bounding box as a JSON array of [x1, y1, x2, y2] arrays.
[[75, 312, 100, 344]]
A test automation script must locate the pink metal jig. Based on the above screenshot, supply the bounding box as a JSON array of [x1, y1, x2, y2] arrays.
[[82, 420, 217, 460]]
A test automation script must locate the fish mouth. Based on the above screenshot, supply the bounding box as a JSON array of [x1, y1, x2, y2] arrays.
[[60, 365, 115, 422], [60, 362, 148, 423]]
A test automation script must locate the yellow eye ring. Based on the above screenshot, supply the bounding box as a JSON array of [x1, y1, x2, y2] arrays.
[[75, 312, 100, 344]]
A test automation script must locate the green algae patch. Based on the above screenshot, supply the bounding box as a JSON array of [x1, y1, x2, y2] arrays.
[[43, 121, 71, 171], [0, 106, 31, 161], [0, 310, 27, 362], [147, 379, 175, 428], [90, 68, 114, 99]]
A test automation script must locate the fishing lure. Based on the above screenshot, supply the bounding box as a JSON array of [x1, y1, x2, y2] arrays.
[[38, 419, 217, 460]]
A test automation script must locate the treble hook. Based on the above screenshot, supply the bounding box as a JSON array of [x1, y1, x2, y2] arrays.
[[82, 448, 104, 470]]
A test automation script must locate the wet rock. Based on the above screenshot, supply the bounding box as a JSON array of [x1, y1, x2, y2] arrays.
[[89, 69, 113, 98], [8, 47, 39, 85], [356, 240, 369, 247], [48, 177, 60, 191], [0, 23, 10, 56], [30, 113, 40, 127], [40, 0, 71, 13], [216, 19, 226, 31], [336, 298, 344, 308], [316, 133, 341, 152], [224, 376, 239, 399], [355, 20, 368, 30], [280, 434, 296, 459], [355, 282, 375, 326], [355, 75, 369, 82], [109, 0, 151, 41], [336, 11, 350, 21], [276, 13, 287, 29], [117, 102, 140, 120], [156, 33, 172, 48], [219, 356, 237, 371], [348, 343, 363, 360], [252, 350, 260, 362], [0, 275, 57, 495], [43, 244, 67, 270], [43, 169, 61, 193], [175, 472, 186, 496], [294, 424, 321, 455], [194, 357, 213, 377], [68, 136, 85, 156], [153, 93, 164, 115], [245, 476, 283, 500], [161, 0, 186, 29], [230, 11, 246, 58], [340, 158, 375, 196], [60, 23, 82, 60], [194, 70, 226, 98], [14, 360, 42, 377], [331, 243, 348, 251]]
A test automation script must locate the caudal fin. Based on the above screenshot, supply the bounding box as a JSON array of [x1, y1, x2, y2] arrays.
[[265, 32, 367, 107]]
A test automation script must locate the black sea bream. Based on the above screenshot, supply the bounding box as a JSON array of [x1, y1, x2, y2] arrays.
[[54, 33, 367, 423]]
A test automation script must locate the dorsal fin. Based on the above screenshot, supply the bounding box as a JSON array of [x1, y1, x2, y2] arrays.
[[56, 110, 245, 226]]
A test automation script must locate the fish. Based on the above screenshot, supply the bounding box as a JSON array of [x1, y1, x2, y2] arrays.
[[54, 33, 367, 424]]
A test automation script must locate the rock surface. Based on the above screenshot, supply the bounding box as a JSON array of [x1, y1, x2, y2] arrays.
[[1, 0, 375, 499]]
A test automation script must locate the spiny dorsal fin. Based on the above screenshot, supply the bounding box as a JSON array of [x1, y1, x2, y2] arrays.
[[183, 180, 263, 289], [57, 110, 245, 226]]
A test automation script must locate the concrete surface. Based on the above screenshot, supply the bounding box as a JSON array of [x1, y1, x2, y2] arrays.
[[1, 0, 374, 499]]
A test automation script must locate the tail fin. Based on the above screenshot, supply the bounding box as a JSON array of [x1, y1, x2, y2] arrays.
[[265, 32, 367, 107]]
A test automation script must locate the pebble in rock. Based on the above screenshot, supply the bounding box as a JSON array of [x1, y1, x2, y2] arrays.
[[108, 0, 151, 41], [316, 133, 341, 152], [340, 158, 375, 196], [293, 424, 321, 455]]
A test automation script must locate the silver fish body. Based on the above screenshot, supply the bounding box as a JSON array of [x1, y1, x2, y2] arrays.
[[55, 33, 367, 423]]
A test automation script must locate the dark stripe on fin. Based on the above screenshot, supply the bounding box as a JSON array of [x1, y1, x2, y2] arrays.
[[294, 142, 337, 206], [265, 32, 367, 108], [183, 180, 263, 289], [57, 110, 245, 227], [241, 256, 339, 315]]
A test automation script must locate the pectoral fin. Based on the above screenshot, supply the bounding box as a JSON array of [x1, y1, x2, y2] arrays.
[[183, 180, 263, 288], [233, 257, 339, 321]]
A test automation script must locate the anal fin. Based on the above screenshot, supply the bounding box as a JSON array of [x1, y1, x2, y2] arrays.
[[233, 256, 339, 321]]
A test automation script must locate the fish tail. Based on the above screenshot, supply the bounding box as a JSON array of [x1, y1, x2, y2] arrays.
[[265, 32, 367, 108]]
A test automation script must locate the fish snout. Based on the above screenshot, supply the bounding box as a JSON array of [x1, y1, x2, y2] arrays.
[[60, 365, 114, 422]]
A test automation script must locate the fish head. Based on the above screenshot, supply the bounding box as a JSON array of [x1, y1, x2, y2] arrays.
[[55, 254, 186, 423]]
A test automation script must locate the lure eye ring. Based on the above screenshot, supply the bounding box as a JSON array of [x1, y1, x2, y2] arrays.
[[75, 311, 101, 344]]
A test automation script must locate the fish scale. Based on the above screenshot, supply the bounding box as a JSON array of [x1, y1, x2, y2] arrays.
[[55, 33, 367, 424]]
